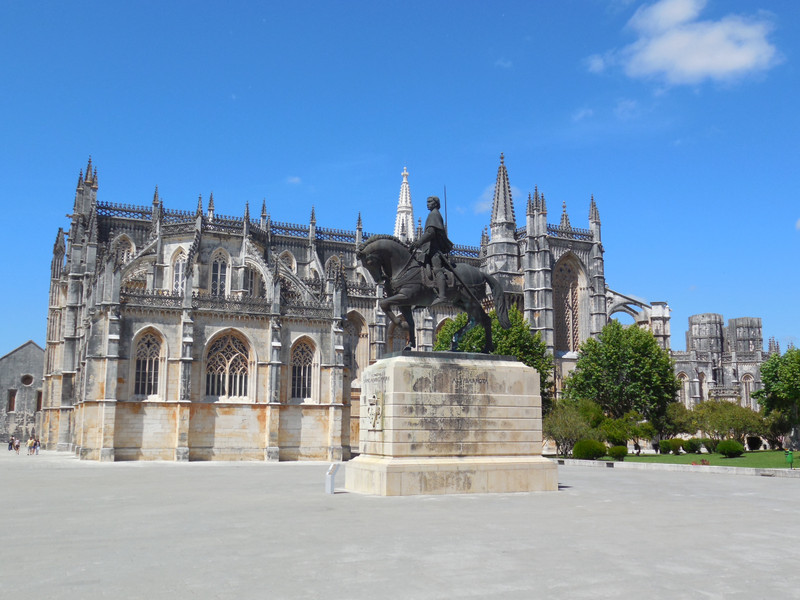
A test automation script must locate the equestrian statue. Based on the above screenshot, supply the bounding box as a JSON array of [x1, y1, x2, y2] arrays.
[[356, 196, 510, 353]]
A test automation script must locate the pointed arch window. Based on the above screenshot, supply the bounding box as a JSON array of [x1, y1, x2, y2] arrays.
[[291, 341, 314, 400], [244, 266, 265, 298], [741, 374, 755, 409], [116, 237, 134, 265], [134, 333, 161, 396], [211, 253, 228, 297], [554, 259, 580, 352], [173, 251, 187, 294], [205, 335, 249, 398], [325, 256, 341, 279]]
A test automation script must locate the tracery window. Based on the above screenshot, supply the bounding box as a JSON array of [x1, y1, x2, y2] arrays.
[[741, 374, 754, 409], [279, 251, 296, 273], [344, 314, 369, 386], [205, 335, 249, 398], [173, 251, 187, 294], [553, 258, 580, 352], [678, 373, 690, 408], [134, 333, 161, 396], [211, 253, 228, 297], [116, 237, 134, 265], [325, 256, 341, 279], [243, 266, 265, 298], [291, 341, 314, 400]]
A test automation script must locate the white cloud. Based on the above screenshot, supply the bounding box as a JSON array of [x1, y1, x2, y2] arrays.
[[593, 0, 780, 85], [586, 54, 607, 73], [614, 99, 640, 120], [495, 58, 513, 69], [572, 108, 595, 122], [287, 176, 302, 185]]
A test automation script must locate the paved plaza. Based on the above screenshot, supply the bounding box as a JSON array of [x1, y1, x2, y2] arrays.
[[2, 450, 798, 599]]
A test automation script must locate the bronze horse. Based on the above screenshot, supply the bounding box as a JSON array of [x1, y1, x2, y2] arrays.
[[356, 235, 510, 353]]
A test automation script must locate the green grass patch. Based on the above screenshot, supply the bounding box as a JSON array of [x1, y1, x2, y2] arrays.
[[624, 450, 796, 469]]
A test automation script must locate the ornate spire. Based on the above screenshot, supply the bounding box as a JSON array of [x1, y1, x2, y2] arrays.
[[357, 212, 362, 229], [560, 201, 571, 229], [76, 169, 84, 191], [196, 194, 203, 216], [540, 192, 547, 215], [394, 166, 415, 241], [153, 186, 160, 205], [85, 157, 93, 184], [261, 198, 267, 218], [589, 194, 600, 224], [310, 205, 316, 224], [491, 153, 515, 227], [527, 192, 533, 216], [244, 201, 250, 221], [91, 166, 98, 190]]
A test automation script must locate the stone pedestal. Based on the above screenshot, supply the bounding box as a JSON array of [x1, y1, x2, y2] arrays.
[[345, 352, 557, 496]]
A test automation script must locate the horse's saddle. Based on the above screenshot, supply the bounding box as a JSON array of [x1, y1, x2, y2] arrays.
[[421, 264, 455, 289]]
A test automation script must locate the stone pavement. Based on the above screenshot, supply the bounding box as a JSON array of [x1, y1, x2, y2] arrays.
[[2, 449, 798, 599]]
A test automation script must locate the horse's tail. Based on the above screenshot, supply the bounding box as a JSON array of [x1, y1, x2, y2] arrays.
[[486, 273, 511, 329]]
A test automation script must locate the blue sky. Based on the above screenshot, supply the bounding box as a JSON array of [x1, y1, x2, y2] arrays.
[[1, 0, 797, 354]]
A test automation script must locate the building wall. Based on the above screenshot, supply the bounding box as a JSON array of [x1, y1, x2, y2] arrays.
[[672, 313, 767, 410], [1, 341, 44, 442]]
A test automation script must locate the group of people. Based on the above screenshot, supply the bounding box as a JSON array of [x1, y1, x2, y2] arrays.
[[7, 435, 40, 455]]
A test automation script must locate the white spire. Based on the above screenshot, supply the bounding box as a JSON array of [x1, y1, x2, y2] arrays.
[[394, 166, 415, 242]]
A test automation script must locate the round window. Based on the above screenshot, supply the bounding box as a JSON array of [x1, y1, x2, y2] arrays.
[[21, 374, 34, 386]]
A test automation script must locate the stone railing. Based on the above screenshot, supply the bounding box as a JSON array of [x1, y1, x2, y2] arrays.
[[120, 289, 184, 308], [547, 224, 594, 241], [97, 201, 152, 221]]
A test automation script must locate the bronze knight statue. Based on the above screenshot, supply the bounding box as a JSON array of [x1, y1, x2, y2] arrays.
[[356, 193, 510, 353]]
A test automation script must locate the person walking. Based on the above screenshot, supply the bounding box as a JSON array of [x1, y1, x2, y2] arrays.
[[27, 436, 34, 455]]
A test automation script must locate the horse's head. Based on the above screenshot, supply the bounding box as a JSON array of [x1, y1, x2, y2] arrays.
[[356, 246, 385, 283], [356, 235, 411, 284]]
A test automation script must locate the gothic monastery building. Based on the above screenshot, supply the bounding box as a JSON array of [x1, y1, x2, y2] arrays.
[[40, 155, 672, 461]]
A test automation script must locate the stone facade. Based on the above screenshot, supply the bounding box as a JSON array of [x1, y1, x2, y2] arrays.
[[1, 341, 44, 442], [39, 156, 667, 461], [672, 313, 772, 410]]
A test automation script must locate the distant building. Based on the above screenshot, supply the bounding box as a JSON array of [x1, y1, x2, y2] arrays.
[[672, 314, 775, 410], [40, 156, 667, 461], [1, 340, 44, 442]]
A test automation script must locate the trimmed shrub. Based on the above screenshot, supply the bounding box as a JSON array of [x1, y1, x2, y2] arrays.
[[572, 439, 607, 460], [746, 436, 763, 451], [682, 438, 703, 454], [608, 445, 628, 461], [658, 439, 672, 454], [717, 439, 745, 458], [701, 438, 718, 453], [670, 439, 683, 454]]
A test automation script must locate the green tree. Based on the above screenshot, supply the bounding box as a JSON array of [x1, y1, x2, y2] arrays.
[[663, 402, 696, 438], [693, 399, 764, 445], [543, 401, 590, 457], [562, 320, 679, 431], [434, 306, 554, 410], [756, 348, 800, 449]]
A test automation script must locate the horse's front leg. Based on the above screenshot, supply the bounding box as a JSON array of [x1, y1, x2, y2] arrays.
[[379, 296, 404, 329], [399, 305, 416, 350]]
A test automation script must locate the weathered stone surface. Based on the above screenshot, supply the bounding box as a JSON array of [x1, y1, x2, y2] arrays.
[[345, 353, 557, 495]]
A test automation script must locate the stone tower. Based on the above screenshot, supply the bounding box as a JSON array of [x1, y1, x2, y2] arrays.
[[393, 167, 415, 243]]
